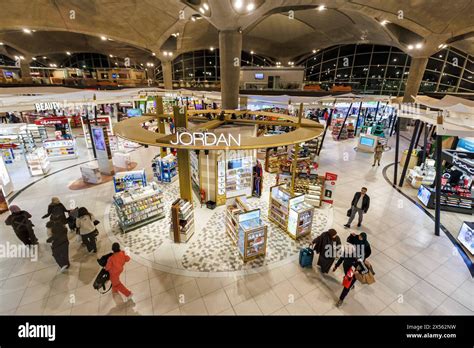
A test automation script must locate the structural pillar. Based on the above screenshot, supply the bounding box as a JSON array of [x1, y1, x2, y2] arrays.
[[239, 96, 248, 110], [219, 30, 242, 110], [155, 96, 167, 157], [401, 57, 429, 130], [434, 134, 442, 236], [162, 60, 173, 90], [173, 106, 192, 202], [20, 59, 32, 84]]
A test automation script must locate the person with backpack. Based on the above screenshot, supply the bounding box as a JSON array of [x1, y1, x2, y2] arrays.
[[46, 220, 70, 272], [42, 197, 69, 225], [333, 244, 368, 307], [311, 229, 341, 274], [5, 205, 38, 245], [76, 207, 98, 253], [105, 243, 133, 300]]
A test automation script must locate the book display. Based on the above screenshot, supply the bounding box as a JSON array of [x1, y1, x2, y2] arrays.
[[269, 184, 315, 239], [170, 198, 195, 243], [226, 156, 253, 198], [225, 197, 267, 261], [113, 183, 165, 232], [113, 170, 147, 192], [43, 139, 78, 161], [152, 154, 178, 183], [26, 147, 50, 176]]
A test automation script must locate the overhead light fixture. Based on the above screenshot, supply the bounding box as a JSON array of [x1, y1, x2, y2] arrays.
[[199, 7, 205, 14], [247, 2, 255, 11], [0, 42, 3, 45], [109, 54, 113, 58], [14, 55, 19, 60], [169, 52, 173, 56], [66, 51, 71, 55], [312, 49, 316, 53], [43, 56, 47, 59], [203, 3, 209, 10], [210, 46, 214, 51], [250, 51, 254, 54], [19, 55, 24, 60], [115, 62, 118, 65], [415, 43, 423, 49], [407, 44, 414, 50], [83, 65, 86, 68], [317, 5, 326, 11], [101, 36, 107, 41], [152, 52, 156, 56], [191, 16, 196, 21], [32, 57, 36, 61], [234, 0, 243, 9], [380, 20, 389, 26], [438, 43, 447, 49], [22, 28, 32, 34]]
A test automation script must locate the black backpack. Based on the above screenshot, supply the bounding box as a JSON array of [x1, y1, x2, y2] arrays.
[[11, 213, 32, 231], [93, 253, 113, 293]]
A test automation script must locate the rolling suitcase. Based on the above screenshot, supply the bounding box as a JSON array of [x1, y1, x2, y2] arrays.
[[299, 247, 314, 268]]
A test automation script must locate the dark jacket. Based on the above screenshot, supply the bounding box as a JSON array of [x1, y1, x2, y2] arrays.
[[351, 192, 370, 213], [347, 235, 372, 260], [46, 221, 69, 248], [5, 211, 34, 232], [335, 254, 367, 275], [42, 203, 69, 223]]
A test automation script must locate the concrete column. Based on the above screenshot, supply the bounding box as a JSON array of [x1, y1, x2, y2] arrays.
[[403, 57, 429, 103], [20, 59, 32, 84], [173, 106, 192, 202], [162, 60, 173, 90], [219, 30, 242, 110], [239, 96, 248, 110]]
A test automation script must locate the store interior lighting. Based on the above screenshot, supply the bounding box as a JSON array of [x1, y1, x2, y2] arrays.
[[66, 51, 71, 55], [317, 5, 326, 11], [100, 36, 107, 41], [415, 43, 423, 49], [22, 28, 32, 34], [0, 42, 3, 45]]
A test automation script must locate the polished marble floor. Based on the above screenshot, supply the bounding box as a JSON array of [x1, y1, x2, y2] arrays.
[[0, 130, 473, 316]]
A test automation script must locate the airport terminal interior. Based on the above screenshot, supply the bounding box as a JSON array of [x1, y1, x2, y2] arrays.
[[0, 0, 473, 316]]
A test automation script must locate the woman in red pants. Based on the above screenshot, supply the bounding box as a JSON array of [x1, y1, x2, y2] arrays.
[[105, 243, 133, 300]]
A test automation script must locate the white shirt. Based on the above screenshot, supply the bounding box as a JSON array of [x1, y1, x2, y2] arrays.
[[356, 195, 364, 209]]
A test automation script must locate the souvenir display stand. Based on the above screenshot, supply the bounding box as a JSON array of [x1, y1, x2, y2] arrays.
[[152, 154, 178, 183], [226, 196, 267, 261], [170, 198, 195, 243], [113, 183, 165, 232], [43, 139, 78, 161], [80, 163, 102, 184], [26, 147, 50, 176], [113, 169, 147, 193], [269, 184, 314, 239]]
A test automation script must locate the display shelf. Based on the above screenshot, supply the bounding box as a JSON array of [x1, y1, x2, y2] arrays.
[[226, 157, 253, 198], [26, 147, 50, 176], [113, 183, 165, 232], [152, 154, 178, 183], [226, 197, 267, 261], [43, 139, 78, 161], [113, 169, 147, 193], [170, 198, 195, 243], [417, 185, 473, 215]]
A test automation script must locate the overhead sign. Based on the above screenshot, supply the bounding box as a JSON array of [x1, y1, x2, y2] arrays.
[[34, 117, 68, 125], [0, 143, 18, 149], [170, 128, 241, 147], [35, 102, 62, 112]]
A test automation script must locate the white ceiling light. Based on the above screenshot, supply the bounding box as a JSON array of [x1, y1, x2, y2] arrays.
[[83, 65, 86, 68], [14, 55, 19, 60], [199, 7, 205, 14], [317, 5, 326, 11], [101, 36, 107, 41], [109, 54, 113, 58], [380, 20, 389, 26], [191, 16, 196, 22], [32, 57, 36, 60], [19, 55, 24, 60], [312, 49, 316, 53], [203, 3, 209, 10], [152, 52, 156, 56], [407, 44, 414, 50], [169, 52, 173, 56], [247, 2, 255, 11], [66, 51, 71, 55], [210, 46, 214, 51], [250, 50, 254, 54], [43, 56, 47, 59], [438, 43, 447, 49], [415, 43, 423, 49], [234, 0, 243, 9], [0, 42, 3, 45], [22, 28, 32, 34]]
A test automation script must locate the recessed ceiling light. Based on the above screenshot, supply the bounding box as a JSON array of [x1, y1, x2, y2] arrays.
[[19, 55, 24, 60], [210, 47, 214, 51], [415, 43, 423, 49], [101, 36, 107, 41], [250, 51, 254, 54], [83, 65, 86, 68], [22, 28, 32, 34], [32, 57, 36, 60], [152, 52, 156, 56], [234, 0, 243, 9], [109, 54, 113, 58], [380, 20, 389, 26], [0, 42, 3, 45], [247, 2, 255, 11], [312, 49, 316, 53], [203, 3, 209, 10], [43, 56, 47, 59], [407, 45, 414, 50], [199, 7, 205, 14], [317, 5, 326, 11], [191, 16, 196, 21], [66, 51, 71, 55]]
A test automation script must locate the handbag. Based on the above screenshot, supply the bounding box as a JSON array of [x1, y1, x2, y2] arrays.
[[355, 271, 376, 285], [93, 220, 100, 226], [342, 267, 354, 288], [346, 208, 352, 217]]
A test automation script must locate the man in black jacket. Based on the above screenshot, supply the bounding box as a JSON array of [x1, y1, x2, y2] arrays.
[[344, 187, 370, 228]]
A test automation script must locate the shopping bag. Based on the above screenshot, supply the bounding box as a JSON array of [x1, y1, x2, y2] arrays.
[[342, 267, 354, 288]]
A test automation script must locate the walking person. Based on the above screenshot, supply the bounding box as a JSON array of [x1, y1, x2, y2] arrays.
[[347, 232, 375, 274], [76, 207, 98, 253], [333, 244, 367, 307], [42, 197, 69, 225], [311, 229, 341, 274], [344, 187, 370, 228], [46, 220, 70, 272], [372, 141, 384, 166], [105, 243, 133, 300], [5, 205, 38, 245]]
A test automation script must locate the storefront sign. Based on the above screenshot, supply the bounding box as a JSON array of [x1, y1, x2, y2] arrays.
[[442, 150, 474, 175], [170, 129, 241, 147], [34, 117, 68, 125], [35, 102, 62, 112], [0, 143, 18, 149]]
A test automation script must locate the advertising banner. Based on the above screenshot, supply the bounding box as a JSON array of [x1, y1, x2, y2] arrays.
[[322, 172, 338, 204]]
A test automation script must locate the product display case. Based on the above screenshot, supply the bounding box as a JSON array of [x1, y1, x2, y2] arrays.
[[265, 146, 287, 173], [269, 184, 315, 239], [43, 139, 78, 161], [26, 147, 50, 176], [152, 154, 178, 183], [170, 198, 195, 243], [457, 221, 474, 258], [113, 183, 165, 232], [417, 185, 473, 215], [226, 157, 253, 198], [226, 197, 267, 261], [406, 159, 436, 188], [113, 169, 147, 192]]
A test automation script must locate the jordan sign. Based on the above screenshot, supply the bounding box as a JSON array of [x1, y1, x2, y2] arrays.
[[170, 128, 241, 147]]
